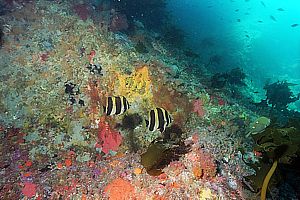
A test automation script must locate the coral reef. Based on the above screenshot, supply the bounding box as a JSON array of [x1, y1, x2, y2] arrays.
[[210, 67, 246, 88], [190, 148, 217, 180], [161, 24, 185, 48], [134, 40, 148, 53], [104, 178, 135, 199], [95, 117, 123, 154], [114, 65, 153, 108], [113, 0, 168, 29], [0, 26, 3, 47], [193, 99, 206, 117], [110, 13, 128, 32], [0, 1, 269, 199], [73, 3, 90, 21]]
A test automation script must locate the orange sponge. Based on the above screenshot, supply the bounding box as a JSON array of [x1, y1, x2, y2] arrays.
[[104, 178, 135, 200]]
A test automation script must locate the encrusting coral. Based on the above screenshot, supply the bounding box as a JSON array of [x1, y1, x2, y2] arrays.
[[95, 117, 122, 154], [114, 65, 153, 108], [104, 178, 135, 199]]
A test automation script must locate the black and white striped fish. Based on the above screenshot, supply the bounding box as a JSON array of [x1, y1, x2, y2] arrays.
[[103, 96, 130, 116], [146, 108, 172, 133]]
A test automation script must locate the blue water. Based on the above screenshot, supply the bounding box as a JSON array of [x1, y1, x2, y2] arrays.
[[167, 0, 300, 88]]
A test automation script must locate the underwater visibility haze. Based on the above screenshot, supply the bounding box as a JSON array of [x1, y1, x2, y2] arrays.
[[168, 0, 300, 88], [0, 0, 300, 199], [168, 0, 300, 81]]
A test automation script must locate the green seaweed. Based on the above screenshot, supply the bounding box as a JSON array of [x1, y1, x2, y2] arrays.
[[141, 125, 191, 176], [244, 118, 300, 193], [141, 140, 190, 176], [141, 142, 168, 176], [253, 125, 300, 163]]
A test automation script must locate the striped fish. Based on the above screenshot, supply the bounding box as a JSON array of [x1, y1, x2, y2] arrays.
[[103, 96, 130, 116], [146, 108, 172, 133]]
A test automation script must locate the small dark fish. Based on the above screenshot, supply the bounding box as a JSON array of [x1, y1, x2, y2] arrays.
[[146, 108, 172, 133], [78, 99, 85, 106], [87, 63, 103, 75], [65, 82, 76, 95], [270, 15, 277, 22], [103, 96, 130, 116], [260, 1, 266, 7], [253, 91, 259, 94], [277, 8, 284, 11], [291, 24, 299, 27], [237, 19, 241, 22], [245, 34, 250, 38], [235, 9, 239, 12], [286, 82, 298, 86], [257, 20, 263, 23]]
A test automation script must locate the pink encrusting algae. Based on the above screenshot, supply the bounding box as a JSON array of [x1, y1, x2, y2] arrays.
[[95, 118, 123, 154]]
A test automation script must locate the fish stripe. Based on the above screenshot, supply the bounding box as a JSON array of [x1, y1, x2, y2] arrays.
[[164, 109, 170, 126], [147, 107, 172, 132], [122, 96, 128, 112], [127, 98, 130, 110], [149, 109, 156, 131], [105, 96, 129, 116], [115, 96, 122, 115], [168, 111, 172, 125], [154, 108, 160, 131], [112, 97, 117, 115], [157, 108, 165, 132], [106, 97, 113, 115], [127, 99, 130, 110]]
